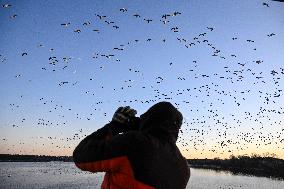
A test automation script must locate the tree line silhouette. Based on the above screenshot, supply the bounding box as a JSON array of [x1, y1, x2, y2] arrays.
[[0, 154, 73, 162], [188, 153, 284, 179]]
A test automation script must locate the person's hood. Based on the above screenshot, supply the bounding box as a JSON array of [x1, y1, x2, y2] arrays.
[[139, 101, 183, 143]]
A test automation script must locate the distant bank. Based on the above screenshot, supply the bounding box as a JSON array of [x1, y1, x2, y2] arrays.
[[1, 154, 283, 179], [0, 154, 73, 162], [188, 156, 284, 179]]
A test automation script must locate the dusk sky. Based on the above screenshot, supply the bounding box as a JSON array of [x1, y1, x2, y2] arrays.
[[0, 0, 284, 159]]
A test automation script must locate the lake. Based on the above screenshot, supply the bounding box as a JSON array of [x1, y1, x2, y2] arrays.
[[0, 162, 283, 189]]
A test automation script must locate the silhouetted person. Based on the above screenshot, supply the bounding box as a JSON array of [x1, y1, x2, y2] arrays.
[[73, 101, 190, 189]]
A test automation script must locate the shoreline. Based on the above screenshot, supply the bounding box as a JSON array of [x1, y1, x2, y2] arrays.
[[189, 164, 284, 180], [188, 157, 284, 180], [1, 154, 284, 179]]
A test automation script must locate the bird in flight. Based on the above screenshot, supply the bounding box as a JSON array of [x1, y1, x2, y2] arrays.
[[93, 29, 100, 33], [83, 21, 91, 26], [162, 14, 171, 19], [105, 21, 114, 25], [120, 8, 127, 12], [2, 4, 12, 8], [61, 23, 70, 27], [10, 14, 18, 19], [160, 20, 170, 24], [262, 2, 269, 7], [172, 11, 181, 16], [144, 19, 153, 23], [267, 33, 276, 37], [96, 14, 106, 20], [247, 39, 254, 42], [207, 27, 214, 31], [171, 27, 179, 32]]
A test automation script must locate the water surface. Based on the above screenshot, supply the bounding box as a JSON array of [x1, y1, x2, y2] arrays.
[[0, 162, 283, 189]]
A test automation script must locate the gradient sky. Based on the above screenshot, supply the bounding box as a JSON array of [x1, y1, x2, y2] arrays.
[[0, 0, 284, 159]]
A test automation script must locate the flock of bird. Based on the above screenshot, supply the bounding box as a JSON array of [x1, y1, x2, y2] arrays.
[[1, 1, 283, 159]]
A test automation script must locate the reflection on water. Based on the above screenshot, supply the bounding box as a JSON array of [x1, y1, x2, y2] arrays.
[[188, 168, 283, 189], [0, 162, 283, 189]]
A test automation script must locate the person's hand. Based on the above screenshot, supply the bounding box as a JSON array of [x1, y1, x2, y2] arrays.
[[112, 106, 137, 124]]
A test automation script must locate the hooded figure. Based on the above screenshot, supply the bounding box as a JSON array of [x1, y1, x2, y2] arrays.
[[73, 102, 190, 189], [139, 101, 183, 143]]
